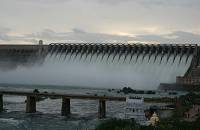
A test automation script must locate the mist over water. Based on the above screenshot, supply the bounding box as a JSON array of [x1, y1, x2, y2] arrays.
[[0, 52, 193, 89]]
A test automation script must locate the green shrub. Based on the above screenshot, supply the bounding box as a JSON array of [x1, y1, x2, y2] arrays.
[[146, 91, 155, 94], [33, 89, 39, 93], [94, 118, 138, 130], [115, 125, 133, 130], [165, 104, 176, 108]]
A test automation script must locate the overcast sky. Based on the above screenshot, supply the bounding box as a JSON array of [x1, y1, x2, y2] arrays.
[[0, 0, 200, 44]]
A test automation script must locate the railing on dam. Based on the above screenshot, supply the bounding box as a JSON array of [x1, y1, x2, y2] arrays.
[[0, 90, 179, 118]]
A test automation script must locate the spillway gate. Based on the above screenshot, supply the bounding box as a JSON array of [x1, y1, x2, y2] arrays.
[[48, 43, 198, 64]]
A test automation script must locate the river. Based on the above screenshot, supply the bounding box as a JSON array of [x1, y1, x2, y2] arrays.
[[0, 84, 187, 130]]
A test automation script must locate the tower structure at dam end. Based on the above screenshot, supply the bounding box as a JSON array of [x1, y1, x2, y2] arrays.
[[158, 45, 200, 91]]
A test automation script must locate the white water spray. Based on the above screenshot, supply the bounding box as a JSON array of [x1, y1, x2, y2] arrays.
[[0, 52, 193, 89]]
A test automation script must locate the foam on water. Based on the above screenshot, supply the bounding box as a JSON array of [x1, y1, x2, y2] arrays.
[[0, 118, 24, 125]]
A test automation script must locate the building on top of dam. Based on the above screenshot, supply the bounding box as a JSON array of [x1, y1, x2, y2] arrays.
[[176, 53, 200, 85]]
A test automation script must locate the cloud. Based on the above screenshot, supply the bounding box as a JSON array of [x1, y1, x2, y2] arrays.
[[93, 0, 200, 9], [72, 28, 85, 34], [135, 0, 200, 8], [0, 27, 11, 34], [137, 31, 200, 44], [168, 31, 200, 43], [1, 27, 200, 44], [28, 29, 200, 44], [96, 0, 130, 5], [24, 28, 133, 43], [30, 38, 38, 44], [25, 29, 57, 41], [20, 0, 71, 3], [0, 34, 10, 41], [40, 29, 56, 39], [0, 27, 53, 44], [0, 27, 12, 41]]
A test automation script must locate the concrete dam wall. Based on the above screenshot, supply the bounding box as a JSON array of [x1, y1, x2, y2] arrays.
[[0, 41, 199, 89], [0, 42, 197, 69], [0, 41, 48, 69]]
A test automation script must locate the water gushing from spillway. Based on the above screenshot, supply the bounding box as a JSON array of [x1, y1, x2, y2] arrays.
[[0, 44, 194, 90]]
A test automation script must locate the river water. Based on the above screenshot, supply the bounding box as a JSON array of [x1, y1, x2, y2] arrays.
[[0, 84, 188, 130]]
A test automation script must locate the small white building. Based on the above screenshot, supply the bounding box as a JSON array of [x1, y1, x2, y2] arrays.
[[124, 97, 146, 125]]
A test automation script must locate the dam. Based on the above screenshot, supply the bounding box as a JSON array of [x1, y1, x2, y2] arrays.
[[0, 40, 199, 90]]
